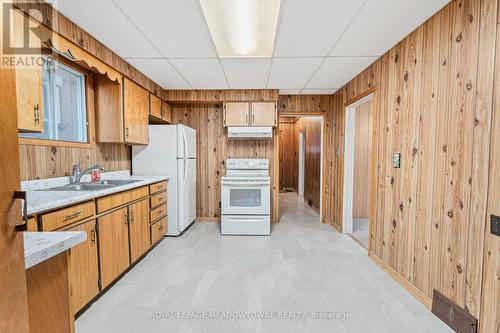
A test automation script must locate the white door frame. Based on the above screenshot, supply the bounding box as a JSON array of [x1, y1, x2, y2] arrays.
[[342, 93, 373, 234]]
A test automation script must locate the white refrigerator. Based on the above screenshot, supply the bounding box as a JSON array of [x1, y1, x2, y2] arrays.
[[132, 125, 196, 236]]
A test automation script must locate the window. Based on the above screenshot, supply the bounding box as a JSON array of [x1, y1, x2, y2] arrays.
[[20, 56, 89, 143]]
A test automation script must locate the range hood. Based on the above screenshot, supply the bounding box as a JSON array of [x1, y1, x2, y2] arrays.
[[227, 127, 273, 139]]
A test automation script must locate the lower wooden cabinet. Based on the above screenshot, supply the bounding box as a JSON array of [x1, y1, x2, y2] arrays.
[[98, 207, 130, 288], [129, 198, 150, 262], [151, 216, 168, 245], [66, 219, 99, 314], [29, 183, 170, 315]]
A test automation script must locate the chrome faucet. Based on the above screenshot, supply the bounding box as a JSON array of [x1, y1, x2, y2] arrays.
[[71, 163, 105, 184]]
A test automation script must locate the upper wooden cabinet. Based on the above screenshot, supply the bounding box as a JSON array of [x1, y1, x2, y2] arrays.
[[12, 10, 44, 133], [223, 102, 277, 127], [162, 101, 172, 123], [94, 74, 124, 143], [224, 102, 250, 127], [123, 78, 149, 145], [149, 94, 162, 119], [149, 95, 172, 124], [251, 102, 277, 127]]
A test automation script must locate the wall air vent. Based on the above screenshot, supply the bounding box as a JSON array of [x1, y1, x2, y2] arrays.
[[431, 290, 477, 333]]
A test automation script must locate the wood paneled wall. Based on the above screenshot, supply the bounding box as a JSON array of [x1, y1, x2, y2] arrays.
[[296, 117, 322, 210], [168, 90, 278, 220], [480, 0, 500, 329], [327, 0, 498, 330], [278, 121, 296, 190], [167, 90, 279, 103], [353, 100, 372, 218], [19, 143, 130, 180]]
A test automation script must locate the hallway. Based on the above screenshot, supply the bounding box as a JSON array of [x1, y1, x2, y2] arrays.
[[75, 193, 451, 333]]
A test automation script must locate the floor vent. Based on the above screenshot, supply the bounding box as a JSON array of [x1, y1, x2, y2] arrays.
[[431, 290, 477, 333]]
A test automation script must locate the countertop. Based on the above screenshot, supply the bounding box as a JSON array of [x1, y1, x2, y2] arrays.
[[23, 171, 169, 216], [24, 231, 86, 269]]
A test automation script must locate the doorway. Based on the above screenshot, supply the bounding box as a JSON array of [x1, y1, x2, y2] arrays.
[[277, 115, 324, 223], [298, 131, 305, 197], [343, 93, 374, 249]]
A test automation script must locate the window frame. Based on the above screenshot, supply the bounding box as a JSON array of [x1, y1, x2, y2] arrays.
[[18, 54, 96, 149]]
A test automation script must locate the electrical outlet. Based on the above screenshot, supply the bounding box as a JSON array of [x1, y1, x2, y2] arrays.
[[393, 153, 401, 168], [491, 215, 500, 237]]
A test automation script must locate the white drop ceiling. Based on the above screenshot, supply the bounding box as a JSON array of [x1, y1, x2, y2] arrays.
[[53, 0, 450, 94]]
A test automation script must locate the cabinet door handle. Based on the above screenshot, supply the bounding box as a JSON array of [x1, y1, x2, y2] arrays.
[[63, 211, 81, 222], [253, 113, 255, 124], [130, 210, 135, 224], [13, 191, 28, 231], [125, 127, 129, 138], [34, 104, 40, 125], [91, 227, 96, 244], [245, 114, 248, 125]]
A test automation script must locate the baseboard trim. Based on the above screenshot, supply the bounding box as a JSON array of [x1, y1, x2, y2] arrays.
[[325, 218, 341, 232], [368, 253, 432, 310]]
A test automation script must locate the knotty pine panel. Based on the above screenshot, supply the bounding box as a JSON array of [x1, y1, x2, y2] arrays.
[[19, 143, 130, 181], [296, 117, 322, 211], [479, 0, 500, 330], [327, 1, 497, 330], [278, 121, 295, 190], [166, 90, 279, 103], [171, 104, 275, 219]]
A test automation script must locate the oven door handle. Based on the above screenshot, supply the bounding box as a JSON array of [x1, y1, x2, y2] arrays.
[[222, 182, 270, 187]]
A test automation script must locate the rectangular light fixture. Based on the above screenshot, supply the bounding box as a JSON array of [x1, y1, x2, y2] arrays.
[[199, 0, 281, 58]]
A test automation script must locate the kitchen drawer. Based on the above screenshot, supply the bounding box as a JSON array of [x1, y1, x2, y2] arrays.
[[150, 204, 167, 223], [149, 181, 167, 195], [150, 190, 167, 209], [151, 216, 167, 244], [97, 186, 148, 213], [41, 201, 95, 231]]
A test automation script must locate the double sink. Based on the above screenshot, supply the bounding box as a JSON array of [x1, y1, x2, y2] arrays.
[[40, 179, 142, 192]]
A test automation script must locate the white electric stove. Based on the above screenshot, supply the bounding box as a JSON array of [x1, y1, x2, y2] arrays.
[[221, 159, 270, 235]]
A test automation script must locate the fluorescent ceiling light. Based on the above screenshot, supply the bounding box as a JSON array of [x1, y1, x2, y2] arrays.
[[199, 0, 281, 57]]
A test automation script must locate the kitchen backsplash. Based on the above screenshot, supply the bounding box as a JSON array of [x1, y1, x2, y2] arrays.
[[19, 143, 131, 181]]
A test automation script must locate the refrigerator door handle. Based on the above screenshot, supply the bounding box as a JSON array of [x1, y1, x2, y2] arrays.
[[183, 158, 187, 184], [182, 127, 188, 159]]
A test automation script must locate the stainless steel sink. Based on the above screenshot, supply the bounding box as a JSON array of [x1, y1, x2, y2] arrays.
[[41, 183, 116, 191], [39, 179, 141, 191], [94, 179, 141, 186]]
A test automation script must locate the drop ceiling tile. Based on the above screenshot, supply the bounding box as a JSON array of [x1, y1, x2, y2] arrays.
[[221, 58, 271, 89], [331, 0, 450, 56], [302, 89, 338, 95], [268, 58, 322, 89], [125, 58, 190, 89], [54, 0, 161, 58], [306, 57, 377, 89], [274, 0, 365, 57], [169, 59, 228, 89], [114, 0, 217, 58]]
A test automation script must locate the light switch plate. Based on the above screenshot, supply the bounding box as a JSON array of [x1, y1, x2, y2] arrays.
[[491, 215, 500, 237], [393, 153, 401, 168]]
